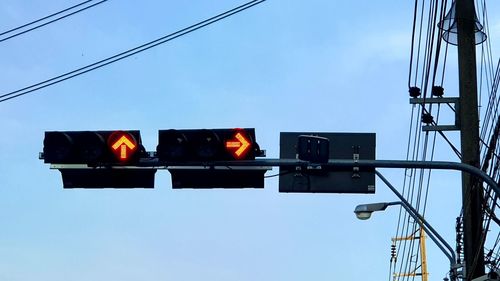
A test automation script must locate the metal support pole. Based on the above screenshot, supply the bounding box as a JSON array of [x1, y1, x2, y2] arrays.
[[57, 157, 496, 278], [85, 158, 500, 199], [456, 0, 485, 278]]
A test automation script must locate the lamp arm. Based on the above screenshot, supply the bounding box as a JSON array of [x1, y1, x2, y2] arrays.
[[376, 171, 457, 268]]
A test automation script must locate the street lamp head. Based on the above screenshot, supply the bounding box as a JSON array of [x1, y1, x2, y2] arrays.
[[354, 209, 373, 220], [354, 203, 391, 220]]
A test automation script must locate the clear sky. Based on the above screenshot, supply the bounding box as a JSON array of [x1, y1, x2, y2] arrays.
[[1, 1, 499, 281]]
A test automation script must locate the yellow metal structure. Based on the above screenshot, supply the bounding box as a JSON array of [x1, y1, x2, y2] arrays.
[[419, 226, 429, 281], [392, 226, 429, 281]]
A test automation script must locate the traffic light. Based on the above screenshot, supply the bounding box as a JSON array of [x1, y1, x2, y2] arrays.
[[157, 128, 268, 188], [157, 128, 258, 162], [43, 130, 144, 165], [42, 130, 156, 188]]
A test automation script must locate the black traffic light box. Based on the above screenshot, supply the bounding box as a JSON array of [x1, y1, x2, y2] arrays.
[[58, 168, 156, 189], [42, 130, 156, 188], [279, 132, 376, 193], [43, 130, 146, 165], [157, 128, 267, 188], [157, 128, 259, 162], [168, 168, 266, 189]]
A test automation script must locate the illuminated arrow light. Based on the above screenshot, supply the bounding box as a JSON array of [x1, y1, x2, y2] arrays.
[[109, 132, 138, 161], [225, 132, 251, 159]]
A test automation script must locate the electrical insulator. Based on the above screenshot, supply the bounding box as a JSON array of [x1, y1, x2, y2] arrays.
[[390, 244, 397, 262], [409, 86, 421, 98], [432, 86, 444, 97], [422, 113, 434, 124]]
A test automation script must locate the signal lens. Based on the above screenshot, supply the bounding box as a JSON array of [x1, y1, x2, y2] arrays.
[[225, 131, 252, 159], [108, 131, 138, 162]]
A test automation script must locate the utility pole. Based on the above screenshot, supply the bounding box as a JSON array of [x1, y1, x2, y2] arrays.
[[456, 0, 485, 279]]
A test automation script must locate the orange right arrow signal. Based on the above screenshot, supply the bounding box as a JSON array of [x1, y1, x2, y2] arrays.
[[225, 132, 251, 159]]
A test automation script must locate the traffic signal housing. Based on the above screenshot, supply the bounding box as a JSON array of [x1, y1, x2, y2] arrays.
[[43, 130, 145, 165], [157, 128, 259, 162], [157, 128, 268, 188], [42, 130, 156, 188]]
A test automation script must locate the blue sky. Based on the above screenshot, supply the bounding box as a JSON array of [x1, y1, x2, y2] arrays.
[[1, 1, 499, 280]]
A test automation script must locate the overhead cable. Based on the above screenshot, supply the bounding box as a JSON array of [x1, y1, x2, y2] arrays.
[[0, 0, 266, 103], [0, 0, 108, 43]]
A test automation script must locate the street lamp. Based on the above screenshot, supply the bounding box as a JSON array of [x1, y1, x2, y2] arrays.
[[352, 171, 464, 281], [353, 202, 397, 220], [354, 200, 459, 281]]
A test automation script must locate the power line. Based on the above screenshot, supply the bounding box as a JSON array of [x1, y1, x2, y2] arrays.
[[0, 0, 108, 43], [394, 0, 453, 280], [0, 0, 92, 36], [0, 0, 266, 103]]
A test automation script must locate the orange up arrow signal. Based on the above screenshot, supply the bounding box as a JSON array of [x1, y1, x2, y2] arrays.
[[109, 132, 138, 161], [225, 132, 251, 159]]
